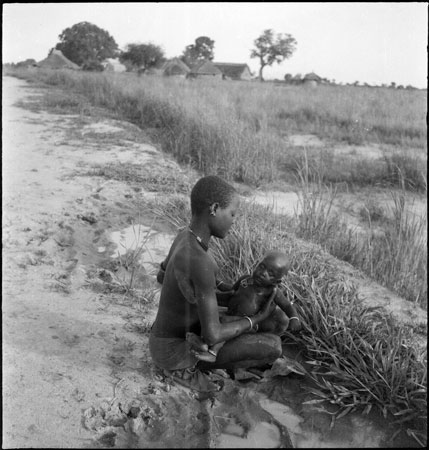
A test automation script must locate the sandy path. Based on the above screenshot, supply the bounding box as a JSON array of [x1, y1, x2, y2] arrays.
[[2, 76, 190, 448], [2, 76, 295, 449]]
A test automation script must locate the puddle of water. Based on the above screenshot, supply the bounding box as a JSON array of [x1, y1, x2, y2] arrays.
[[109, 224, 172, 274], [217, 420, 280, 448], [288, 134, 325, 147], [258, 393, 386, 448], [82, 122, 124, 134], [258, 396, 303, 445], [248, 191, 301, 216]]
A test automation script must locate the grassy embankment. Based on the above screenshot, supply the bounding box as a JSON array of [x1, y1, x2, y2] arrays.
[[151, 194, 427, 445], [5, 68, 426, 443], [6, 67, 427, 308]]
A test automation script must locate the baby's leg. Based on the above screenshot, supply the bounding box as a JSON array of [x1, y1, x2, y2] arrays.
[[257, 307, 289, 336]]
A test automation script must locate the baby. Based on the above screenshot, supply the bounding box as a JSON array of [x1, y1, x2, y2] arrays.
[[187, 251, 301, 362]]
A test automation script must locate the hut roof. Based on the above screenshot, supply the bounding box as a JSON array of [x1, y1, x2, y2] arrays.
[[189, 60, 222, 75], [102, 58, 126, 72], [162, 58, 190, 75], [303, 72, 321, 81], [38, 50, 80, 70], [213, 63, 250, 79], [16, 58, 38, 68]]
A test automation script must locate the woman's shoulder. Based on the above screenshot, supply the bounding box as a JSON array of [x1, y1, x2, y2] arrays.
[[170, 230, 213, 266]]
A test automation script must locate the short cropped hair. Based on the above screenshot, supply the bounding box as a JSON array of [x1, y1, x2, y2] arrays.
[[190, 175, 236, 215]]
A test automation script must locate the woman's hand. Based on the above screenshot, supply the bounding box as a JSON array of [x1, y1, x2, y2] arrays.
[[156, 267, 165, 284], [252, 287, 277, 324]]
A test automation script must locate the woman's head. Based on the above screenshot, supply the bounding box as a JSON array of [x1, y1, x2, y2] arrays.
[[190, 175, 239, 238]]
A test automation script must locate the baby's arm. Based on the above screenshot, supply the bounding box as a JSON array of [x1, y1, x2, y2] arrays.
[[215, 279, 234, 292], [216, 275, 249, 307], [274, 289, 301, 331], [231, 275, 250, 291]]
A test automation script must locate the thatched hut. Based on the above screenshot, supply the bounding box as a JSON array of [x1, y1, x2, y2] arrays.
[[15, 58, 38, 68], [187, 60, 223, 79], [38, 50, 80, 70], [213, 63, 252, 80], [303, 72, 322, 88], [162, 58, 190, 77], [102, 58, 126, 72]]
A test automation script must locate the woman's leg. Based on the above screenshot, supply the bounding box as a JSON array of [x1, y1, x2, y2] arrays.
[[197, 332, 282, 372]]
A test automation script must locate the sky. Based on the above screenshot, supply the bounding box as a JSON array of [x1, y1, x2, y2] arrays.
[[2, 2, 428, 88]]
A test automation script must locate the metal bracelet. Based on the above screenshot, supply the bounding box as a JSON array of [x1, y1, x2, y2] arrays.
[[244, 315, 253, 331]]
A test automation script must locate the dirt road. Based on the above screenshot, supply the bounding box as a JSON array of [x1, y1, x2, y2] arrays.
[[2, 75, 212, 448]]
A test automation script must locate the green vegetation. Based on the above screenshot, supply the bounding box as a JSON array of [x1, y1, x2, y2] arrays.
[[250, 29, 297, 81], [149, 195, 426, 444], [5, 67, 426, 190], [6, 67, 426, 306], [55, 22, 119, 69], [6, 67, 426, 307], [294, 158, 427, 307]]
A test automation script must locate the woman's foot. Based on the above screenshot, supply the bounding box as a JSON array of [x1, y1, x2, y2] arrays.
[[163, 368, 222, 392], [186, 332, 217, 362], [186, 332, 208, 352]]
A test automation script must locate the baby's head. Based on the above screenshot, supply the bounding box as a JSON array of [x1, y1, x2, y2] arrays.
[[252, 251, 290, 287]]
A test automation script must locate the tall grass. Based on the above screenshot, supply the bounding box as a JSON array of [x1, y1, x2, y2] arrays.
[[6, 68, 427, 304], [5, 67, 427, 190], [293, 155, 427, 307], [149, 195, 427, 444]]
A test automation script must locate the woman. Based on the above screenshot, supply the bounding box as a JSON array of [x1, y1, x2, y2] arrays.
[[149, 176, 282, 391]]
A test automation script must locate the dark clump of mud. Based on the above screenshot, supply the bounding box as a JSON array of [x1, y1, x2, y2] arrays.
[[82, 376, 295, 449], [83, 391, 213, 448]]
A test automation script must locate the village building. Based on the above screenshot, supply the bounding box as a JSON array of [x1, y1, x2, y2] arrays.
[[102, 58, 126, 73], [161, 58, 190, 77], [15, 58, 38, 68], [186, 60, 223, 79], [303, 72, 322, 87], [37, 50, 80, 70], [213, 63, 252, 81]]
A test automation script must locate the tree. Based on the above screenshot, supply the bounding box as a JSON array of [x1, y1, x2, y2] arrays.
[[55, 22, 118, 68], [250, 29, 297, 81], [120, 43, 165, 71], [284, 73, 293, 84], [181, 36, 215, 68]]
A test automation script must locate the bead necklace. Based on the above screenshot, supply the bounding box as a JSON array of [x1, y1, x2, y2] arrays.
[[188, 227, 209, 252]]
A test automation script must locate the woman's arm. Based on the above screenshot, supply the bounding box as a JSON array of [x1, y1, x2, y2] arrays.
[[214, 275, 247, 307], [188, 259, 274, 346], [216, 290, 234, 307], [215, 279, 234, 292], [274, 289, 301, 331]]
